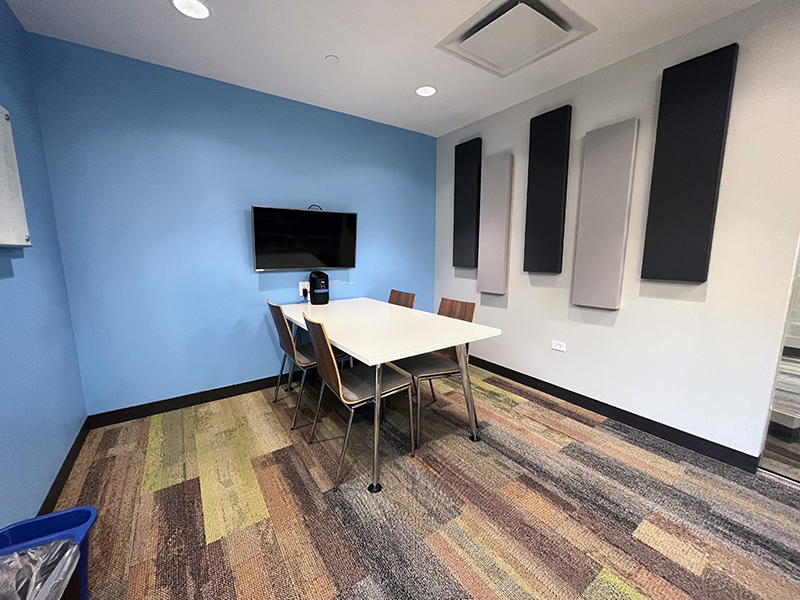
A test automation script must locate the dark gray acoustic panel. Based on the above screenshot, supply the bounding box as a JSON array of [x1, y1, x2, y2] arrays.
[[523, 105, 572, 273], [478, 152, 514, 295], [453, 137, 482, 268], [572, 119, 639, 310], [641, 44, 738, 282]]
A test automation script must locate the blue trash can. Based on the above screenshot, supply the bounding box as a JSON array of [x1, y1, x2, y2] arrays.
[[0, 506, 97, 600]]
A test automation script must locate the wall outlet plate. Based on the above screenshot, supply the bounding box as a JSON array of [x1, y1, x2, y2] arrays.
[[551, 340, 567, 352], [299, 281, 310, 296]]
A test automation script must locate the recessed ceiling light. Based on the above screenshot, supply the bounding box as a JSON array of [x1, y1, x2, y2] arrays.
[[416, 86, 437, 97], [172, 0, 210, 19], [325, 55, 340, 64]]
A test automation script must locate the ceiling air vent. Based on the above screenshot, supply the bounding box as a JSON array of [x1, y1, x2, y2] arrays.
[[437, 0, 596, 78]]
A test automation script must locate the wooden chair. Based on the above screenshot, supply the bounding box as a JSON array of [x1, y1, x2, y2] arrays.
[[304, 314, 415, 484], [388, 289, 416, 309], [392, 298, 476, 451], [266, 300, 346, 430]]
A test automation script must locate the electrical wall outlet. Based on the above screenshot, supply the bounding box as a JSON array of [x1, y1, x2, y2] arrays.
[[299, 281, 310, 296], [551, 340, 567, 352]]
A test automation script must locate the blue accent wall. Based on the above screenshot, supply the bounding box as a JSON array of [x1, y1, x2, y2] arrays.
[[0, 2, 86, 527], [28, 36, 437, 415]]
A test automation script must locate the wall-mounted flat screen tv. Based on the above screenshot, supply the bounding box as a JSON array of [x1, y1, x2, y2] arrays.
[[252, 206, 357, 271]]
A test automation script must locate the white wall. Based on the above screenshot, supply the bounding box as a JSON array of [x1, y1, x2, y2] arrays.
[[435, 0, 800, 458]]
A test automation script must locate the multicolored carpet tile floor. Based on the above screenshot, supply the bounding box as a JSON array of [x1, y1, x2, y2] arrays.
[[56, 366, 800, 599]]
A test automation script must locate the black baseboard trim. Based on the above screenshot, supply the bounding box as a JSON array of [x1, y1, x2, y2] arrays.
[[85, 375, 284, 429], [38, 419, 91, 515], [783, 346, 800, 359], [469, 356, 759, 473], [769, 420, 800, 443]]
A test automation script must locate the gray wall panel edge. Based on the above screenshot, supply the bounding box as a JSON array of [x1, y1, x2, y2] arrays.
[[571, 118, 639, 310], [477, 152, 514, 295]]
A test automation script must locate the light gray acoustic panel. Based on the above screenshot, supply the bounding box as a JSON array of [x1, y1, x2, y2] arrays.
[[477, 152, 513, 295], [571, 118, 638, 310], [0, 106, 31, 247]]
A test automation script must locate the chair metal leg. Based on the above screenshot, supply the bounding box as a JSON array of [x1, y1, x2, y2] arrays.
[[286, 359, 296, 392], [309, 385, 325, 443], [335, 409, 356, 485], [273, 354, 287, 403], [291, 369, 307, 430], [350, 356, 354, 369], [429, 379, 437, 403], [407, 385, 415, 457]]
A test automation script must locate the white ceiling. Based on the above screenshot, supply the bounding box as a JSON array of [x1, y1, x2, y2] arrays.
[[8, 0, 761, 137]]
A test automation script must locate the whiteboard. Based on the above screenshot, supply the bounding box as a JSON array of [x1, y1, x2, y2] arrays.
[[0, 105, 31, 247]]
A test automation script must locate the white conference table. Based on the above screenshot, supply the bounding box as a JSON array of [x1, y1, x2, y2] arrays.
[[280, 297, 501, 493]]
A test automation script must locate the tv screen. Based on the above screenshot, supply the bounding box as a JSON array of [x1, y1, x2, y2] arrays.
[[252, 206, 357, 271]]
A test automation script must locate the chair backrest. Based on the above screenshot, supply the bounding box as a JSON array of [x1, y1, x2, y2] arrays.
[[435, 297, 476, 362], [439, 298, 476, 322], [388, 289, 416, 309], [267, 300, 298, 362], [304, 314, 343, 398]]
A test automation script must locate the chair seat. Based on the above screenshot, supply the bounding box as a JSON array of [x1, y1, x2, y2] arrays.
[[393, 353, 460, 379], [295, 342, 346, 368], [340, 365, 410, 405]]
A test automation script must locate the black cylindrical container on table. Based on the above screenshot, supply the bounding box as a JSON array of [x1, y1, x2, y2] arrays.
[[309, 271, 329, 305]]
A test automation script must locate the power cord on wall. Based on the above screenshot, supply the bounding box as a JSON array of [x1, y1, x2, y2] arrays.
[[297, 205, 321, 303]]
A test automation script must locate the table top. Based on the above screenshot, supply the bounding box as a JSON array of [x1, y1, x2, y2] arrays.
[[280, 298, 501, 366]]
